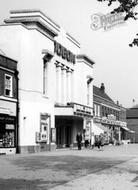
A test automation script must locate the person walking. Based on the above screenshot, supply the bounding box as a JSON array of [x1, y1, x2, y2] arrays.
[[98, 134, 104, 151], [76, 132, 82, 150]]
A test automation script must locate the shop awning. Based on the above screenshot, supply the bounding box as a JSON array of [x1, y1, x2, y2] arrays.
[[92, 123, 104, 135], [121, 126, 130, 131], [98, 124, 111, 133], [121, 126, 135, 133], [128, 130, 135, 133]]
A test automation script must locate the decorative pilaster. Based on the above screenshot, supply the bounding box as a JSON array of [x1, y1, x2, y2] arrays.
[[71, 69, 74, 102], [55, 62, 62, 104], [66, 69, 72, 103], [61, 66, 67, 104]]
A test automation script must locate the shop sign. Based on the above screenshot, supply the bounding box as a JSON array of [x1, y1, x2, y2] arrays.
[[0, 107, 10, 115], [54, 41, 75, 64], [94, 117, 101, 123], [0, 116, 15, 123], [5, 124, 15, 130], [0, 100, 16, 116], [107, 114, 116, 121]]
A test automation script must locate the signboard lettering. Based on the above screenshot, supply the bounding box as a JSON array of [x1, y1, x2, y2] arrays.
[[54, 41, 75, 64]]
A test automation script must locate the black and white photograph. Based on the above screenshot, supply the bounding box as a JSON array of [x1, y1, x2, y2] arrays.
[[0, 0, 138, 189]]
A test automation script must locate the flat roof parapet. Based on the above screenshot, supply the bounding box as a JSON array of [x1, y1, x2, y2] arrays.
[[9, 9, 60, 30], [77, 54, 95, 66], [4, 9, 80, 47], [66, 32, 80, 48]]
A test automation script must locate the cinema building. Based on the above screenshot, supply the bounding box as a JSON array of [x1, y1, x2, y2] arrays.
[[0, 10, 94, 153]]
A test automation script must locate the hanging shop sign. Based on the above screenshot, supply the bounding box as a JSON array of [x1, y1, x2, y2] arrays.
[[54, 41, 75, 64]]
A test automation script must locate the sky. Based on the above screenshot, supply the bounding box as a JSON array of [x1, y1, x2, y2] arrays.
[[0, 0, 138, 108]]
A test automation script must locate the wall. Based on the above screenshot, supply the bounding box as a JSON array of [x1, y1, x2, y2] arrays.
[[127, 118, 138, 142], [74, 61, 93, 107], [0, 24, 55, 149]]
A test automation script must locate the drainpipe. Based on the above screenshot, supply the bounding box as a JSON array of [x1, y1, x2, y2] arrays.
[[15, 70, 19, 153]]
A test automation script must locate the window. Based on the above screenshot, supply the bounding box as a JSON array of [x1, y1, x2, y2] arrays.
[[5, 74, 12, 97], [94, 104, 100, 117], [97, 105, 100, 117], [43, 61, 48, 95], [87, 81, 90, 105], [0, 124, 15, 148], [94, 104, 96, 116], [102, 106, 104, 117]]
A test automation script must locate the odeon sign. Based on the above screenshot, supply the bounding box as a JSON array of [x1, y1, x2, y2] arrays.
[[54, 41, 75, 64]]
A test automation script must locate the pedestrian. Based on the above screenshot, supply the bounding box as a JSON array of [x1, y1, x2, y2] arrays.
[[91, 133, 95, 149], [98, 134, 104, 151], [76, 132, 82, 150], [97, 136, 101, 150]]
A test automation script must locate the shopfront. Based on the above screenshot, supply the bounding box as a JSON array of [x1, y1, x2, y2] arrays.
[[0, 101, 17, 154]]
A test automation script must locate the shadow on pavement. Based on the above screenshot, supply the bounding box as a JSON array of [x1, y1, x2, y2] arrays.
[[0, 178, 68, 190]]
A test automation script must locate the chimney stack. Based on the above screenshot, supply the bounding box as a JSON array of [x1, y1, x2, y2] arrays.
[[100, 83, 105, 93]]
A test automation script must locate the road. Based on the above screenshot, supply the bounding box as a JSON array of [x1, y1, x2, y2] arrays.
[[0, 144, 138, 190]]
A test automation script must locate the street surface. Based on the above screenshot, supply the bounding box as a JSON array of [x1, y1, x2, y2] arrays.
[[0, 144, 138, 190]]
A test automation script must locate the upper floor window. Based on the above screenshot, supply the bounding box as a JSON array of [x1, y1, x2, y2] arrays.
[[94, 104, 100, 117], [43, 61, 48, 95], [87, 82, 90, 105], [5, 74, 12, 97]]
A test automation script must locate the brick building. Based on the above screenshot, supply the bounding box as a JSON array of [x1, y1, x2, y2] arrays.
[[0, 54, 18, 154], [93, 83, 128, 145], [126, 105, 138, 143]]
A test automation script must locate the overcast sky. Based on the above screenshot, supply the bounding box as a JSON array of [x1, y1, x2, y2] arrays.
[[0, 0, 138, 108]]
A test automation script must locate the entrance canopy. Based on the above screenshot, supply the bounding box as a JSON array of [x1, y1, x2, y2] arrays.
[[55, 102, 93, 118]]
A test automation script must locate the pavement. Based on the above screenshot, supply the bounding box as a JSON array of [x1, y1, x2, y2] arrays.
[[0, 144, 138, 190]]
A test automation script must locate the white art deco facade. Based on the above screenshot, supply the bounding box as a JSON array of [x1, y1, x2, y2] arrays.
[[0, 10, 94, 153]]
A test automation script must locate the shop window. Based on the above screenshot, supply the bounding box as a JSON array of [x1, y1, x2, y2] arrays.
[[0, 124, 15, 148], [4, 74, 13, 97]]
